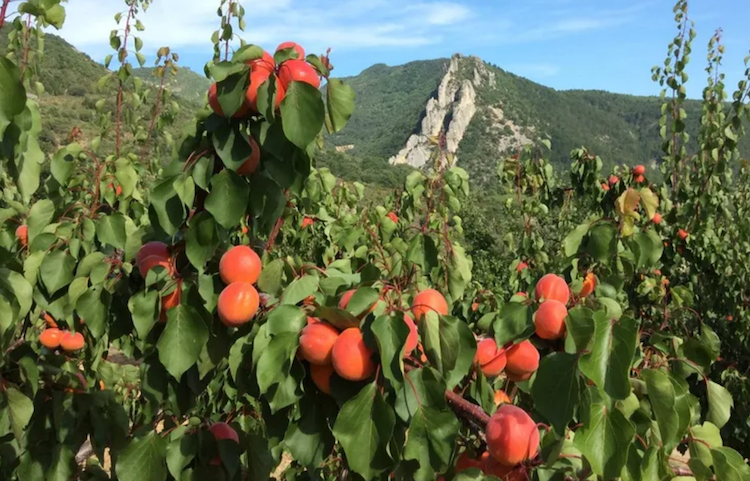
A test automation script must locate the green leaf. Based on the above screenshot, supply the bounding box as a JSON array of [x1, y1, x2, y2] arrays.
[[574, 403, 634, 479], [565, 306, 595, 353], [642, 369, 689, 452], [166, 431, 197, 479], [43, 4, 66, 28], [205, 170, 249, 229], [578, 313, 637, 400], [0, 57, 26, 137], [150, 178, 185, 236], [0, 269, 33, 323], [6, 387, 34, 441], [185, 212, 219, 270], [326, 78, 356, 133], [116, 430, 168, 481], [97, 213, 127, 249], [280, 81, 325, 149], [420, 314, 476, 390], [332, 383, 395, 480], [493, 302, 534, 346], [640, 187, 659, 220], [257, 259, 284, 295], [281, 274, 319, 305], [27, 199, 55, 246], [216, 71, 250, 117], [586, 223, 618, 264], [46, 444, 74, 481], [283, 397, 334, 468], [531, 353, 580, 434], [706, 380, 733, 429], [157, 306, 210, 380], [345, 287, 380, 317], [231, 44, 264, 63], [212, 123, 254, 172], [448, 243, 472, 300], [76, 286, 109, 338], [40, 251, 76, 295], [564, 223, 589, 257], [689, 422, 722, 481], [266, 305, 307, 336], [711, 447, 750, 481], [371, 314, 409, 387], [129, 290, 160, 339], [403, 405, 460, 481]]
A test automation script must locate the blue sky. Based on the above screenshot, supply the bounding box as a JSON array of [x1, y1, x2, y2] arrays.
[[57, 0, 750, 98]]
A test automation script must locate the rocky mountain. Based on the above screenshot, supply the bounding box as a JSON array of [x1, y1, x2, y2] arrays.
[[329, 54, 750, 184]]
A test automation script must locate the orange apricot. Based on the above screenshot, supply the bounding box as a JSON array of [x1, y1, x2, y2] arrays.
[[331, 328, 375, 381], [60, 331, 85, 352], [411, 289, 449, 320], [39, 328, 62, 349], [43, 312, 58, 328], [474, 338, 507, 377], [299, 322, 340, 365], [494, 390, 511, 406], [159, 282, 182, 322], [15, 225, 28, 247], [486, 404, 540, 467], [247, 50, 275, 74], [309, 363, 334, 395], [534, 300, 568, 340], [276, 41, 305, 60], [237, 135, 261, 176], [217, 282, 260, 327], [633, 164, 646, 176], [138, 255, 173, 279], [534, 274, 570, 305], [505, 340, 540, 378], [678, 229, 689, 241], [219, 245, 262, 285], [652, 212, 662, 224], [403, 314, 418, 356], [579, 273, 596, 298]]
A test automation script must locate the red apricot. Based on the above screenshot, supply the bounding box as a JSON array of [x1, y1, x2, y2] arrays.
[[136, 241, 170, 267], [516, 262, 528, 273], [331, 328, 375, 381], [16, 225, 28, 247], [386, 212, 399, 223], [652, 212, 662, 224], [486, 404, 540, 466], [236, 135, 261, 176], [278, 60, 321, 90], [217, 282, 260, 327], [534, 274, 570, 305], [246, 70, 285, 113], [633, 164, 646, 176], [601, 183, 610, 191], [505, 340, 540, 378], [411, 289, 449, 320], [678, 229, 689, 241], [302, 217, 314, 229], [219, 245, 262, 285], [248, 50, 275, 74], [474, 339, 507, 377], [608, 175, 619, 185], [299, 322, 340, 365], [534, 300, 568, 340], [309, 363, 334, 395], [276, 41, 305, 60]]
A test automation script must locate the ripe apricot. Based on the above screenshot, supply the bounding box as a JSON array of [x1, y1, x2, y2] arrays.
[[534, 274, 569, 305], [678, 229, 689, 241], [534, 300, 568, 340], [60, 331, 85, 352], [219, 245, 262, 285], [411, 289, 449, 320], [486, 404, 540, 467], [652, 212, 662, 224], [483, 455, 524, 480], [159, 282, 182, 322], [608, 175, 619, 185], [246, 70, 285, 113], [386, 212, 399, 223], [237, 135, 261, 175], [248, 50, 275, 74], [474, 339, 507, 377], [579, 273, 596, 298], [208, 83, 248, 118], [15, 225, 28, 247], [634, 174, 645, 183], [276, 41, 305, 60], [299, 322, 340, 365], [633, 164, 646, 176], [306, 316, 320, 325], [309, 363, 334, 395], [455, 451, 482, 472], [136, 241, 170, 267], [39, 328, 62, 349], [516, 262, 528, 273], [43, 312, 58, 328], [494, 390, 511, 406], [218, 282, 260, 327], [331, 328, 375, 381], [601, 183, 610, 191], [403, 314, 418, 356], [278, 60, 321, 90], [507, 371, 532, 383], [505, 340, 540, 378], [139, 255, 173, 279], [208, 422, 240, 465]]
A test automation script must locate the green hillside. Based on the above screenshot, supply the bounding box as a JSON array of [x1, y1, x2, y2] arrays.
[[133, 66, 211, 104]]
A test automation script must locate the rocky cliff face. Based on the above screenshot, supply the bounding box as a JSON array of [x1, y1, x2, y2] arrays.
[[388, 55, 532, 169]]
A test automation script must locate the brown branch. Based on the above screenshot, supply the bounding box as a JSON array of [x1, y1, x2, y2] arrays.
[[140, 74, 166, 158], [0, 0, 11, 34]]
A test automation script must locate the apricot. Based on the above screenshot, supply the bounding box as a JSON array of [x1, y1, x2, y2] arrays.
[[39, 328, 62, 349], [633, 165, 646, 176], [678, 229, 689, 241], [534, 300, 568, 340], [331, 328, 375, 381], [455, 451, 482, 472], [507, 371, 533, 383], [386, 212, 398, 223], [217, 282, 260, 327], [494, 390, 511, 406], [403, 314, 418, 356], [246, 70, 285, 113], [208, 82, 248, 118], [136, 241, 170, 267], [237, 135, 261, 176], [534, 274, 569, 305], [516, 262, 528, 273], [139, 255, 173, 279], [579, 273, 596, 298], [608, 175, 619, 185], [483, 455, 524, 480], [60, 331, 85, 352], [248, 50, 275, 74], [43, 312, 58, 328], [219, 245, 262, 285], [474, 339, 507, 377], [652, 212, 662, 224], [159, 282, 182, 322], [411, 289, 449, 320], [505, 340, 540, 378], [306, 316, 320, 325], [208, 422, 239, 465], [299, 322, 340, 365], [601, 182, 610, 191], [309, 363, 334, 395], [634, 174, 645, 183], [338, 289, 377, 316], [278, 60, 321, 90], [276, 41, 305, 60], [302, 217, 314, 229], [15, 225, 28, 247], [486, 404, 540, 467]]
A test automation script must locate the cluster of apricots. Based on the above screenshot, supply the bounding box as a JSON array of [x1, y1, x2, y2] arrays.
[[298, 288, 447, 394], [601, 164, 647, 191], [216, 245, 261, 327], [38, 314, 85, 352], [136, 241, 182, 322]]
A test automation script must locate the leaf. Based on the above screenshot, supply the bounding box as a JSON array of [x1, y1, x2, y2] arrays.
[[564, 223, 589, 257], [403, 406, 460, 481], [578, 313, 637, 400], [115, 430, 168, 481], [493, 302, 534, 346], [150, 178, 185, 236], [185, 212, 219, 270], [216, 71, 250, 117], [27, 199, 55, 246], [283, 397, 334, 468], [280, 81, 325, 149], [6, 387, 34, 441], [332, 383, 395, 480], [256, 332, 298, 395], [642, 369, 689, 452], [156, 306, 210, 380], [205, 170, 249, 229], [640, 187, 659, 220], [565, 306, 595, 353], [689, 422, 722, 481], [448, 243, 472, 300], [371, 314, 409, 387], [46, 444, 74, 481], [76, 286, 110, 338], [574, 403, 634, 479], [43, 4, 66, 28], [711, 447, 750, 481], [166, 431, 197, 479], [97, 213, 127, 249], [40, 251, 76, 295], [706, 380, 733, 429], [531, 353, 580, 434], [0, 57, 26, 137], [257, 259, 284, 295], [129, 290, 160, 339], [345, 287, 380, 317], [266, 305, 307, 336], [326, 78, 356, 133], [586, 223, 618, 265], [212, 123, 254, 172], [281, 275, 319, 305], [0, 269, 33, 322], [420, 314, 476, 390]]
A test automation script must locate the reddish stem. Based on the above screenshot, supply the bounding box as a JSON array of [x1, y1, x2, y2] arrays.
[[0, 0, 11, 36], [141, 73, 166, 158], [19, 14, 32, 77]]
